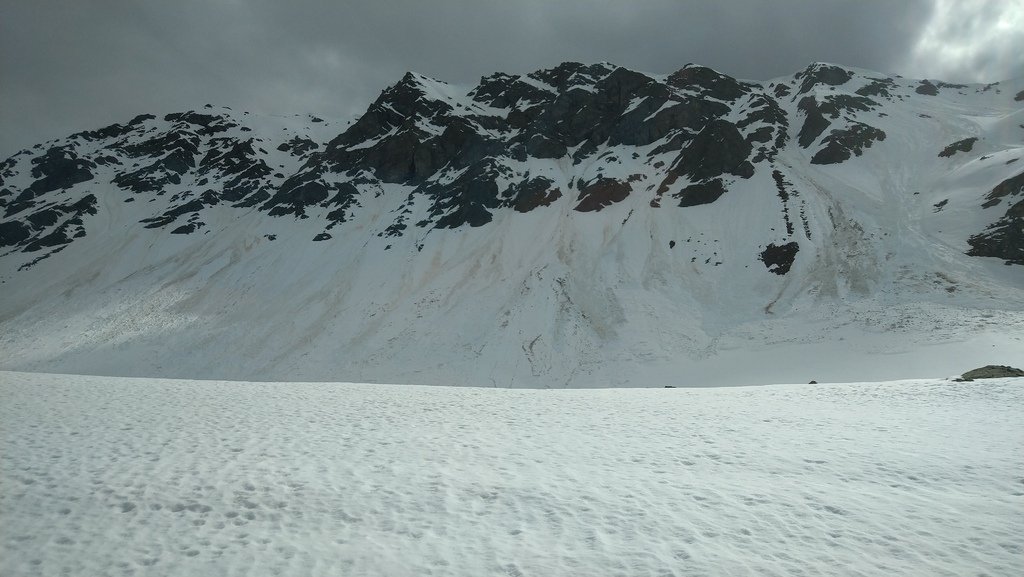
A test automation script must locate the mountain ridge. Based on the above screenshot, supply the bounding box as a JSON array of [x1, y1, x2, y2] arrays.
[[1, 61, 1022, 386]]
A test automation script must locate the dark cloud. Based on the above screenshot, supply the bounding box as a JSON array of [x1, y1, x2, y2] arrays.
[[1, 0, 1018, 159], [902, 0, 1024, 83]]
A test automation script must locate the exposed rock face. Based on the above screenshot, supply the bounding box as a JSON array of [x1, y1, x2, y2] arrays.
[[795, 63, 854, 94], [111, 124, 202, 194], [810, 124, 887, 165], [242, 62, 780, 232], [507, 177, 561, 213], [674, 179, 728, 207], [24, 147, 95, 198], [575, 177, 632, 212], [968, 172, 1024, 265], [797, 94, 881, 152], [675, 119, 754, 180], [960, 365, 1024, 380], [426, 159, 508, 228], [966, 200, 1024, 265], [277, 136, 318, 156], [0, 60, 1021, 274], [856, 77, 897, 98], [797, 97, 832, 148], [1, 193, 96, 264], [938, 138, 978, 158], [759, 242, 800, 275]]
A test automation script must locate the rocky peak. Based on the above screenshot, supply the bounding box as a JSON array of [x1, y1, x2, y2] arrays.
[[667, 64, 753, 101], [163, 111, 238, 136], [795, 62, 855, 94], [526, 61, 614, 92], [469, 72, 548, 109], [69, 113, 155, 143], [328, 72, 454, 151], [594, 67, 660, 108]]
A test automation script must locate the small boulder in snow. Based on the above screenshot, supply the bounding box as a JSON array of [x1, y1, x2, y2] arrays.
[[957, 365, 1024, 381]]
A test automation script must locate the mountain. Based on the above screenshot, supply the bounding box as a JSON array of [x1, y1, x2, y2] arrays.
[[1, 62, 1022, 386]]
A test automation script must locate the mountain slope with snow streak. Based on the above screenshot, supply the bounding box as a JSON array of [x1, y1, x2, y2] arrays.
[[0, 63, 1022, 385]]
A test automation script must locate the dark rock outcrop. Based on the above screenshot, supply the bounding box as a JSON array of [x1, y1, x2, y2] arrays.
[[140, 190, 220, 228], [424, 159, 510, 228], [673, 120, 754, 181], [759, 241, 800, 275], [856, 77, 897, 98], [795, 64, 854, 94], [505, 177, 561, 213], [26, 147, 95, 196], [967, 172, 1024, 264], [967, 199, 1024, 264], [575, 177, 631, 212], [112, 127, 202, 194], [938, 137, 978, 158], [797, 97, 831, 148], [70, 114, 154, 142], [668, 65, 753, 101], [675, 179, 727, 207], [979, 172, 1024, 209], [15, 194, 97, 257], [277, 136, 318, 156], [810, 123, 886, 165], [959, 365, 1024, 380]]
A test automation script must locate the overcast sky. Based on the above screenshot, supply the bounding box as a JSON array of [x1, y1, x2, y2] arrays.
[[2, 0, 1022, 159]]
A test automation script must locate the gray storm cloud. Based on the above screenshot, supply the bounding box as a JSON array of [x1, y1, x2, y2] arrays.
[[2, 0, 1020, 159]]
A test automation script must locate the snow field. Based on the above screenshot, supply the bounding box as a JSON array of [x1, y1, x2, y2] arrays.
[[1, 371, 1021, 576]]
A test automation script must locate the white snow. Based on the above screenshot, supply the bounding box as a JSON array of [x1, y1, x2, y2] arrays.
[[1, 371, 1021, 576]]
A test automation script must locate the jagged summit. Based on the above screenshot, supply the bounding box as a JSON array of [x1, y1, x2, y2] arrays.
[[1, 61, 1022, 385]]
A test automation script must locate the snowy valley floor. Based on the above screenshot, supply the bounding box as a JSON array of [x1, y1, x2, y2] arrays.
[[1, 372, 1021, 577]]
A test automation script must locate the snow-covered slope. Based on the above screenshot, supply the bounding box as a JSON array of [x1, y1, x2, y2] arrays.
[[1, 63, 1022, 385], [1, 371, 1021, 576]]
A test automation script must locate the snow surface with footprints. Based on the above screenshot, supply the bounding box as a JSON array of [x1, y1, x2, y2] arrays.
[[1, 371, 1022, 576]]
